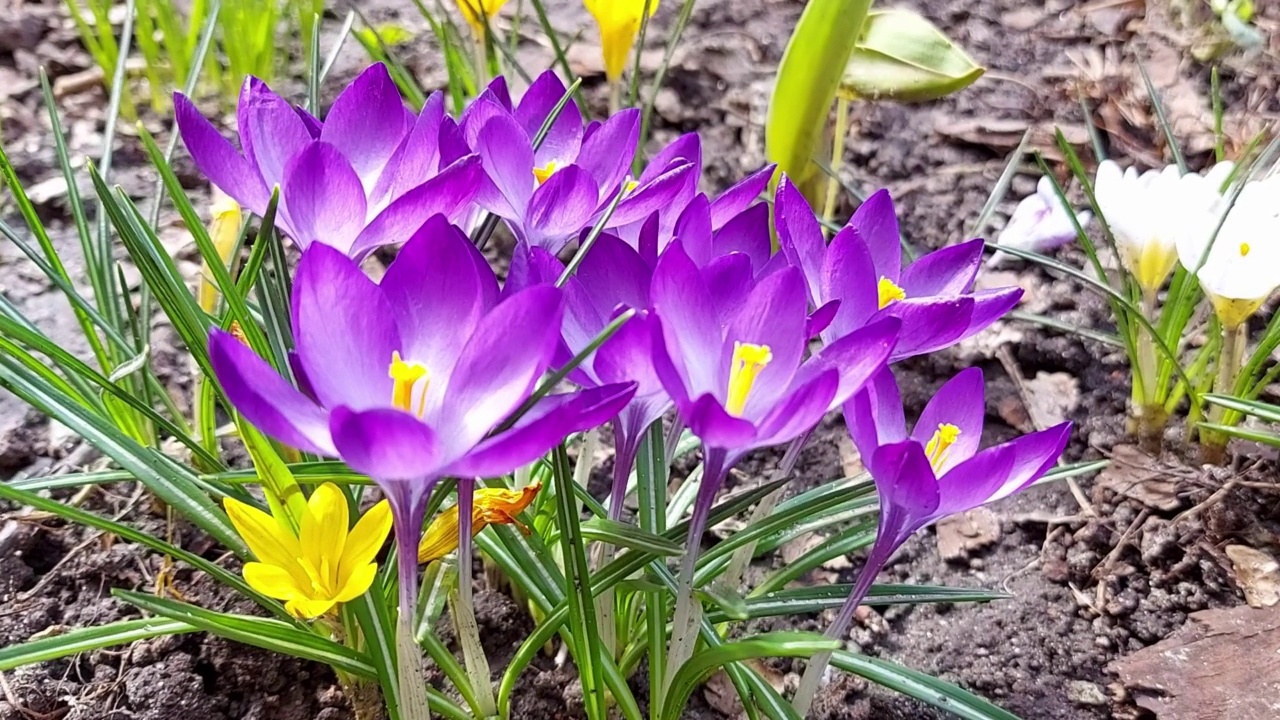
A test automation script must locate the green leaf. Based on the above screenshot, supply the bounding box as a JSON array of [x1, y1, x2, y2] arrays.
[[840, 10, 983, 103], [1203, 394, 1280, 423], [0, 618, 194, 671], [766, 0, 874, 203], [831, 650, 1023, 720], [663, 632, 840, 720], [581, 517, 683, 556], [714, 584, 1009, 624], [115, 590, 376, 678], [698, 584, 750, 621]]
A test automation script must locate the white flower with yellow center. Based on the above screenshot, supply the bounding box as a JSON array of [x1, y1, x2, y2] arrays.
[[1177, 175, 1280, 329], [1094, 160, 1235, 295]]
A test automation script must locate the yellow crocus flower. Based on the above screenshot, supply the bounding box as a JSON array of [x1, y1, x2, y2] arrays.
[[584, 0, 659, 82], [198, 191, 242, 314], [454, 0, 509, 35], [225, 483, 391, 619], [418, 483, 541, 563]]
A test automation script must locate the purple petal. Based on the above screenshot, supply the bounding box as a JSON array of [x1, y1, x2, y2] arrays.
[[900, 239, 984, 298], [292, 244, 400, 411], [475, 114, 535, 220], [775, 176, 826, 307], [368, 91, 446, 212], [514, 71, 582, 168], [576, 109, 640, 198], [574, 234, 651, 319], [674, 195, 714, 266], [174, 93, 270, 213], [320, 63, 413, 193], [937, 423, 1071, 516], [608, 162, 698, 227], [912, 368, 985, 474], [294, 107, 322, 138], [819, 227, 879, 341], [329, 407, 441, 481], [868, 440, 942, 536], [651, 243, 729, 400], [806, 317, 899, 406], [850, 189, 901, 283], [755, 368, 840, 447], [700, 252, 756, 324], [446, 383, 636, 478], [237, 76, 312, 189], [843, 366, 906, 462], [591, 313, 668, 397], [279, 142, 368, 253], [347, 155, 483, 260], [710, 165, 774, 229], [963, 287, 1023, 338], [209, 329, 336, 456], [526, 165, 599, 251], [381, 216, 496, 386], [639, 133, 701, 185], [684, 394, 758, 449], [712, 204, 773, 275], [724, 268, 809, 417], [883, 297, 973, 361], [506, 244, 564, 295], [438, 286, 563, 451]]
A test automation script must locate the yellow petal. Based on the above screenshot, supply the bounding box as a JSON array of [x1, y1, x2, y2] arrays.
[[333, 561, 379, 604], [418, 505, 462, 564], [337, 500, 392, 592], [299, 483, 349, 591], [454, 0, 508, 32], [225, 497, 302, 570], [286, 597, 337, 620], [242, 562, 304, 601], [584, 0, 659, 81]]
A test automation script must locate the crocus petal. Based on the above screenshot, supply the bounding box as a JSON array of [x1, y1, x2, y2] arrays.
[[242, 562, 303, 601], [639, 133, 701, 185], [238, 76, 313, 188], [844, 366, 906, 461], [333, 563, 379, 604], [710, 165, 774, 229], [515, 71, 582, 167], [805, 317, 899, 405], [299, 483, 349, 581], [775, 176, 826, 307], [820, 227, 880, 340], [527, 165, 599, 251], [209, 329, 336, 457], [279, 141, 368, 252], [867, 440, 942, 538], [447, 383, 636, 478], [575, 233, 651, 316], [700, 252, 756, 324], [591, 312, 665, 395], [368, 91, 446, 212], [850, 189, 901, 282], [174, 93, 270, 213], [724, 268, 808, 417], [339, 500, 392, 581], [963, 287, 1023, 338], [576, 109, 640, 197], [608, 162, 698, 227], [651, 243, 727, 398], [225, 498, 304, 570], [912, 367, 985, 474], [476, 114, 536, 219], [806, 300, 840, 339], [381, 216, 496, 375], [329, 407, 442, 481], [674, 195, 715, 265], [347, 155, 482, 260], [755, 368, 840, 447], [883, 297, 973, 360], [939, 422, 1071, 515], [899, 238, 984, 298], [439, 286, 563, 450], [320, 63, 413, 193], [712, 204, 773, 275], [292, 244, 401, 410], [684, 393, 758, 449]]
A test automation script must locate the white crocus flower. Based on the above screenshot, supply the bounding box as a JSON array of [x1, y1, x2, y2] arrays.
[[989, 176, 1092, 267], [1094, 160, 1235, 295], [1178, 175, 1280, 329]]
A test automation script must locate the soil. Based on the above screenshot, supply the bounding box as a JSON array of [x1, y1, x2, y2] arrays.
[[4, 0, 1280, 719]]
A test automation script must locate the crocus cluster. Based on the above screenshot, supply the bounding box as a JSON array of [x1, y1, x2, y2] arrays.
[[185, 64, 1071, 711]]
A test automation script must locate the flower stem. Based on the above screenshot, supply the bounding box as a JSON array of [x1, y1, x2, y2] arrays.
[[635, 425, 668, 716], [1202, 320, 1247, 456], [791, 544, 884, 716], [393, 506, 432, 720], [1131, 288, 1166, 445], [608, 80, 623, 116], [820, 94, 851, 237], [717, 435, 806, 592], [662, 446, 729, 695], [453, 480, 497, 716]]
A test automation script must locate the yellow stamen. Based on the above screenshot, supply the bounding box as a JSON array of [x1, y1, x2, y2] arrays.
[[533, 161, 558, 185], [418, 483, 542, 563], [388, 351, 429, 414], [1240, 242, 1251, 257], [924, 423, 961, 472], [726, 342, 773, 417], [878, 276, 906, 309], [624, 179, 639, 195]]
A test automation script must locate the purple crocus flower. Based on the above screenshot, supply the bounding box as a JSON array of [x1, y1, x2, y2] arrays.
[[175, 63, 481, 259], [466, 71, 643, 251], [208, 216, 635, 615], [510, 235, 670, 520], [775, 178, 1023, 359], [988, 176, 1092, 268]]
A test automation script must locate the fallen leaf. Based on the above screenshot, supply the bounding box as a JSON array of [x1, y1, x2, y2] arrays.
[[936, 507, 1001, 562], [1109, 605, 1280, 719], [1225, 545, 1280, 608], [702, 670, 744, 717], [932, 118, 1090, 160], [1096, 445, 1181, 512], [1023, 371, 1080, 429]]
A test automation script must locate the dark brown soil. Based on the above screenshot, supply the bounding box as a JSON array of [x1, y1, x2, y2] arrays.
[[4, 0, 1280, 719]]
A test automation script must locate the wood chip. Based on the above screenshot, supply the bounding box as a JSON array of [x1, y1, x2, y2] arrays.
[[1225, 545, 1280, 608], [1109, 605, 1280, 719], [1096, 445, 1181, 512], [936, 507, 1001, 562]]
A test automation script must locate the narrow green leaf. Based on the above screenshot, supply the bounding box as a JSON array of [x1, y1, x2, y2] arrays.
[[0, 618, 195, 672], [581, 517, 683, 556], [715, 584, 1009, 624], [831, 650, 1023, 720]]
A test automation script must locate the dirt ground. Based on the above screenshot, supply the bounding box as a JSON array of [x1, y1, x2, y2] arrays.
[[3, 0, 1280, 718]]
